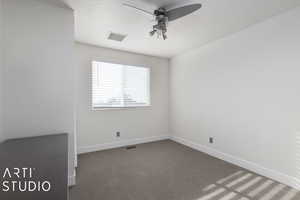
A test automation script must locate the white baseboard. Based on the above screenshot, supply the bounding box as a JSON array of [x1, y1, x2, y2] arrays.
[[171, 136, 300, 190], [78, 135, 171, 154]]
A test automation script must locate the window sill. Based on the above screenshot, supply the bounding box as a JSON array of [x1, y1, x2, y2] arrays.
[[92, 105, 151, 111]]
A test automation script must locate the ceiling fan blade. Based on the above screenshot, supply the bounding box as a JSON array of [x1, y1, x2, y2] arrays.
[[166, 3, 202, 21], [123, 3, 154, 18]]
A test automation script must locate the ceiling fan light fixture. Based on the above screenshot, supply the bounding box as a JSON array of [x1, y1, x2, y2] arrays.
[[149, 30, 156, 36]]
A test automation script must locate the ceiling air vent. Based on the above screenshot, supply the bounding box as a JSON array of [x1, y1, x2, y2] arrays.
[[107, 32, 127, 42]]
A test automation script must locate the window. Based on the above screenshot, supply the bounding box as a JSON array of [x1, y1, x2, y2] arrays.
[[92, 61, 150, 109]]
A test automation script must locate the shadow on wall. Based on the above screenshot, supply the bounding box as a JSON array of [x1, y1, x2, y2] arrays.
[[197, 170, 299, 200]]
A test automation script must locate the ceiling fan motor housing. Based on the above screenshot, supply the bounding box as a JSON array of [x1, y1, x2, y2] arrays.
[[154, 8, 167, 17]]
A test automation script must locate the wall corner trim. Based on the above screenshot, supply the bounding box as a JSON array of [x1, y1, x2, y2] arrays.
[[68, 170, 76, 186], [171, 136, 300, 190]]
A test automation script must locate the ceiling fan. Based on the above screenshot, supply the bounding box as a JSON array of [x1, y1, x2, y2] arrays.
[[123, 1, 202, 40]]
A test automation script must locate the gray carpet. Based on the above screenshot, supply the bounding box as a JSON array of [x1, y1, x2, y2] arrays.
[[70, 140, 300, 200]]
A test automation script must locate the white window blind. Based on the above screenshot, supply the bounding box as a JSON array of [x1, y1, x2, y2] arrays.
[[92, 61, 150, 108]]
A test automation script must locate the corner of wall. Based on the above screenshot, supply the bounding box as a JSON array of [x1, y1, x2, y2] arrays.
[[167, 57, 172, 138], [0, 0, 4, 143]]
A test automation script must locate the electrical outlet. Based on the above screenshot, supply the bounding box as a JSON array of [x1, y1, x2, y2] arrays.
[[116, 132, 120, 137], [209, 137, 214, 144]]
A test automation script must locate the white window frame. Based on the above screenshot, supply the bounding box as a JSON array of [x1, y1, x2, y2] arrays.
[[91, 61, 151, 110]]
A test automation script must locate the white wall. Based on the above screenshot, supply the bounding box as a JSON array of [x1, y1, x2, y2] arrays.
[[170, 7, 300, 187], [75, 43, 169, 152], [3, 0, 76, 182], [0, 0, 3, 143]]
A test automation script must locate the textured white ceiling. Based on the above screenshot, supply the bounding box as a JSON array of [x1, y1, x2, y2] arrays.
[[63, 0, 300, 58]]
